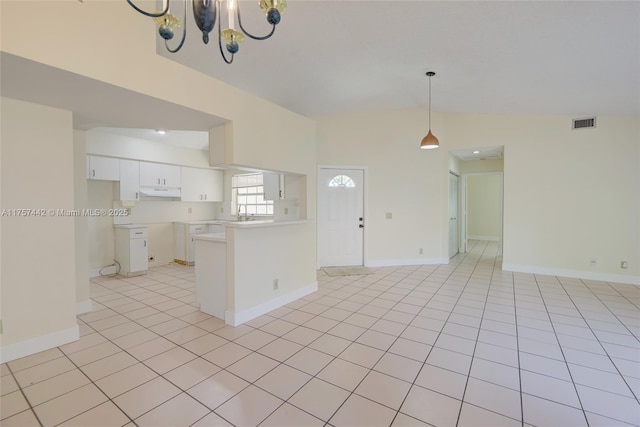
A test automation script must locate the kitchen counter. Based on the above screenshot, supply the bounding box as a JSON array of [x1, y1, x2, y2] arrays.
[[192, 232, 226, 242], [194, 219, 316, 326], [224, 219, 311, 228]]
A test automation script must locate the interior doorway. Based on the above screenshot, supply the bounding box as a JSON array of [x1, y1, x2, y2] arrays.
[[462, 172, 504, 255], [450, 146, 504, 256]]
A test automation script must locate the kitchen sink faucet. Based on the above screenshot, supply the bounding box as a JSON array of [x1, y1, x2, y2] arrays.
[[237, 204, 249, 221]]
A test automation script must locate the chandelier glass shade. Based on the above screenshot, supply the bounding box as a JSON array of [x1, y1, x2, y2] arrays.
[[126, 0, 287, 64], [420, 71, 440, 150]]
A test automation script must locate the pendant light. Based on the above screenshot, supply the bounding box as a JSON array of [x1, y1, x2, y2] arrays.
[[420, 71, 440, 150]]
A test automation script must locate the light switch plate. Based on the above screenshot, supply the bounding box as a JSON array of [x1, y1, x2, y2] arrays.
[[385, 212, 392, 219]]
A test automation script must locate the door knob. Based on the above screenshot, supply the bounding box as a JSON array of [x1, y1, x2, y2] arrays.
[[359, 224, 364, 228]]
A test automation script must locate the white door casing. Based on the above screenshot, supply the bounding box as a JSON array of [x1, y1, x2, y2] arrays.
[[449, 172, 459, 258], [318, 168, 364, 267]]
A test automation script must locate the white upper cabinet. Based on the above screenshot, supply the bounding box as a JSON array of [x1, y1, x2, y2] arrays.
[[87, 155, 119, 181], [139, 162, 181, 188], [181, 167, 223, 202], [119, 159, 140, 201], [263, 173, 282, 200]]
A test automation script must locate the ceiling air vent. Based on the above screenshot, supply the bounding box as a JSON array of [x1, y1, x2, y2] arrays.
[[572, 117, 596, 130]]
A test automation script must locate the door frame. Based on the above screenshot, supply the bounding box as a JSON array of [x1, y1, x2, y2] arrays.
[[460, 172, 504, 255], [317, 165, 368, 268], [449, 171, 460, 258]]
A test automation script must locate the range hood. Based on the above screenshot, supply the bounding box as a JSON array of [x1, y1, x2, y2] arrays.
[[139, 187, 182, 198]]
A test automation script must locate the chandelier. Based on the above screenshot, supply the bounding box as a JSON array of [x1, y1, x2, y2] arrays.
[[126, 0, 287, 64]]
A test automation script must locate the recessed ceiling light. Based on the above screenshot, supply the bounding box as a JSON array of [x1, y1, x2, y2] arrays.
[[156, 129, 167, 135], [473, 150, 480, 154]]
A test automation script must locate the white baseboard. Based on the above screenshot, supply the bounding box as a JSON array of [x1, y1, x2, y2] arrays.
[[225, 281, 318, 327], [77, 300, 93, 315], [366, 258, 449, 268], [502, 263, 640, 286], [0, 325, 79, 364], [468, 235, 500, 241]]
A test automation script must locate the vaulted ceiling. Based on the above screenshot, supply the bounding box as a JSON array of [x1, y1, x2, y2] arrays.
[[156, 1, 640, 118]]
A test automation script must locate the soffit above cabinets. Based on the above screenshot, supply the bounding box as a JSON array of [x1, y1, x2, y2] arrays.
[[93, 127, 210, 151]]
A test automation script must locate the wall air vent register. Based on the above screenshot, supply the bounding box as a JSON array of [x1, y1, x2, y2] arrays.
[[572, 117, 596, 130]]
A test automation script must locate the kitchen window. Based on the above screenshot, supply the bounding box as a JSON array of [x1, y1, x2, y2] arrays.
[[232, 173, 274, 216]]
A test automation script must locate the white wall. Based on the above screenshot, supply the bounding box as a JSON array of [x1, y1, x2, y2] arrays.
[[1, 0, 317, 359], [317, 109, 449, 266], [1, 0, 316, 218], [0, 98, 78, 361], [317, 109, 639, 284], [86, 130, 211, 168], [227, 223, 317, 313], [467, 174, 502, 240], [73, 130, 90, 313], [446, 114, 639, 283], [460, 158, 504, 174], [87, 180, 116, 272]]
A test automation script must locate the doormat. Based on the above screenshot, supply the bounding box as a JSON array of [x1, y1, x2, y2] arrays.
[[322, 267, 374, 277]]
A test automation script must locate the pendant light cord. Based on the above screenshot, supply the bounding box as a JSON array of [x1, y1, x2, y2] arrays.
[[428, 75, 432, 130]]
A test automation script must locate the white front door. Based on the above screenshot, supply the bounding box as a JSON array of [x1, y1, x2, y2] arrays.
[[318, 168, 364, 267], [449, 172, 459, 258]]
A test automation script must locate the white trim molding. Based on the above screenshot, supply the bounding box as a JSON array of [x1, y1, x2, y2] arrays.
[[366, 258, 449, 268], [467, 235, 500, 241], [502, 263, 640, 286], [225, 281, 318, 326], [0, 325, 79, 364]]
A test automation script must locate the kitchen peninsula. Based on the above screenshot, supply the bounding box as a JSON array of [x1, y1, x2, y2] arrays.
[[194, 219, 316, 326]]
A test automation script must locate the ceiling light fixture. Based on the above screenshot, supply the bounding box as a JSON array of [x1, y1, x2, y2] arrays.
[[126, 0, 286, 64], [420, 71, 440, 150], [156, 129, 167, 135], [473, 150, 480, 154]]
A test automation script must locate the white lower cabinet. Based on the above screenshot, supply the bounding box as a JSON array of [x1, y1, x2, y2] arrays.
[[115, 226, 148, 276]]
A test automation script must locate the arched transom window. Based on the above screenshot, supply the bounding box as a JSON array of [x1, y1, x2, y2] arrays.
[[328, 175, 356, 188]]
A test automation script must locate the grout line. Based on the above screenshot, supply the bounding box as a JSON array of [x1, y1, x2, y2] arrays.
[[5, 247, 639, 426], [529, 274, 590, 426]]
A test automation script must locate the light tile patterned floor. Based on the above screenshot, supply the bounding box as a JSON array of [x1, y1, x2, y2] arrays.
[[1, 240, 639, 426]]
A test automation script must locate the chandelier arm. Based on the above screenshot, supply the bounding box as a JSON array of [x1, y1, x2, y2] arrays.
[[217, 1, 235, 64], [164, 0, 187, 53], [236, 3, 276, 40], [126, 0, 170, 18]]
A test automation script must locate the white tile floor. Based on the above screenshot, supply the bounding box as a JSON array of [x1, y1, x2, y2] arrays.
[[1, 240, 639, 426]]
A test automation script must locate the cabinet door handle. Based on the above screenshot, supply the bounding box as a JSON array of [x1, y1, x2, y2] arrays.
[[92, 169, 95, 177], [144, 240, 147, 247], [157, 178, 161, 185], [136, 192, 139, 200], [163, 178, 166, 185], [204, 194, 207, 200]]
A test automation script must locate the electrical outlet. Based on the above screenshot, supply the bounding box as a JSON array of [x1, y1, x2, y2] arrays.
[[0, 320, 3, 334], [149, 255, 155, 262], [188, 207, 193, 214], [385, 212, 392, 219], [273, 279, 279, 290], [621, 261, 628, 269], [284, 207, 289, 215], [419, 248, 423, 255]]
